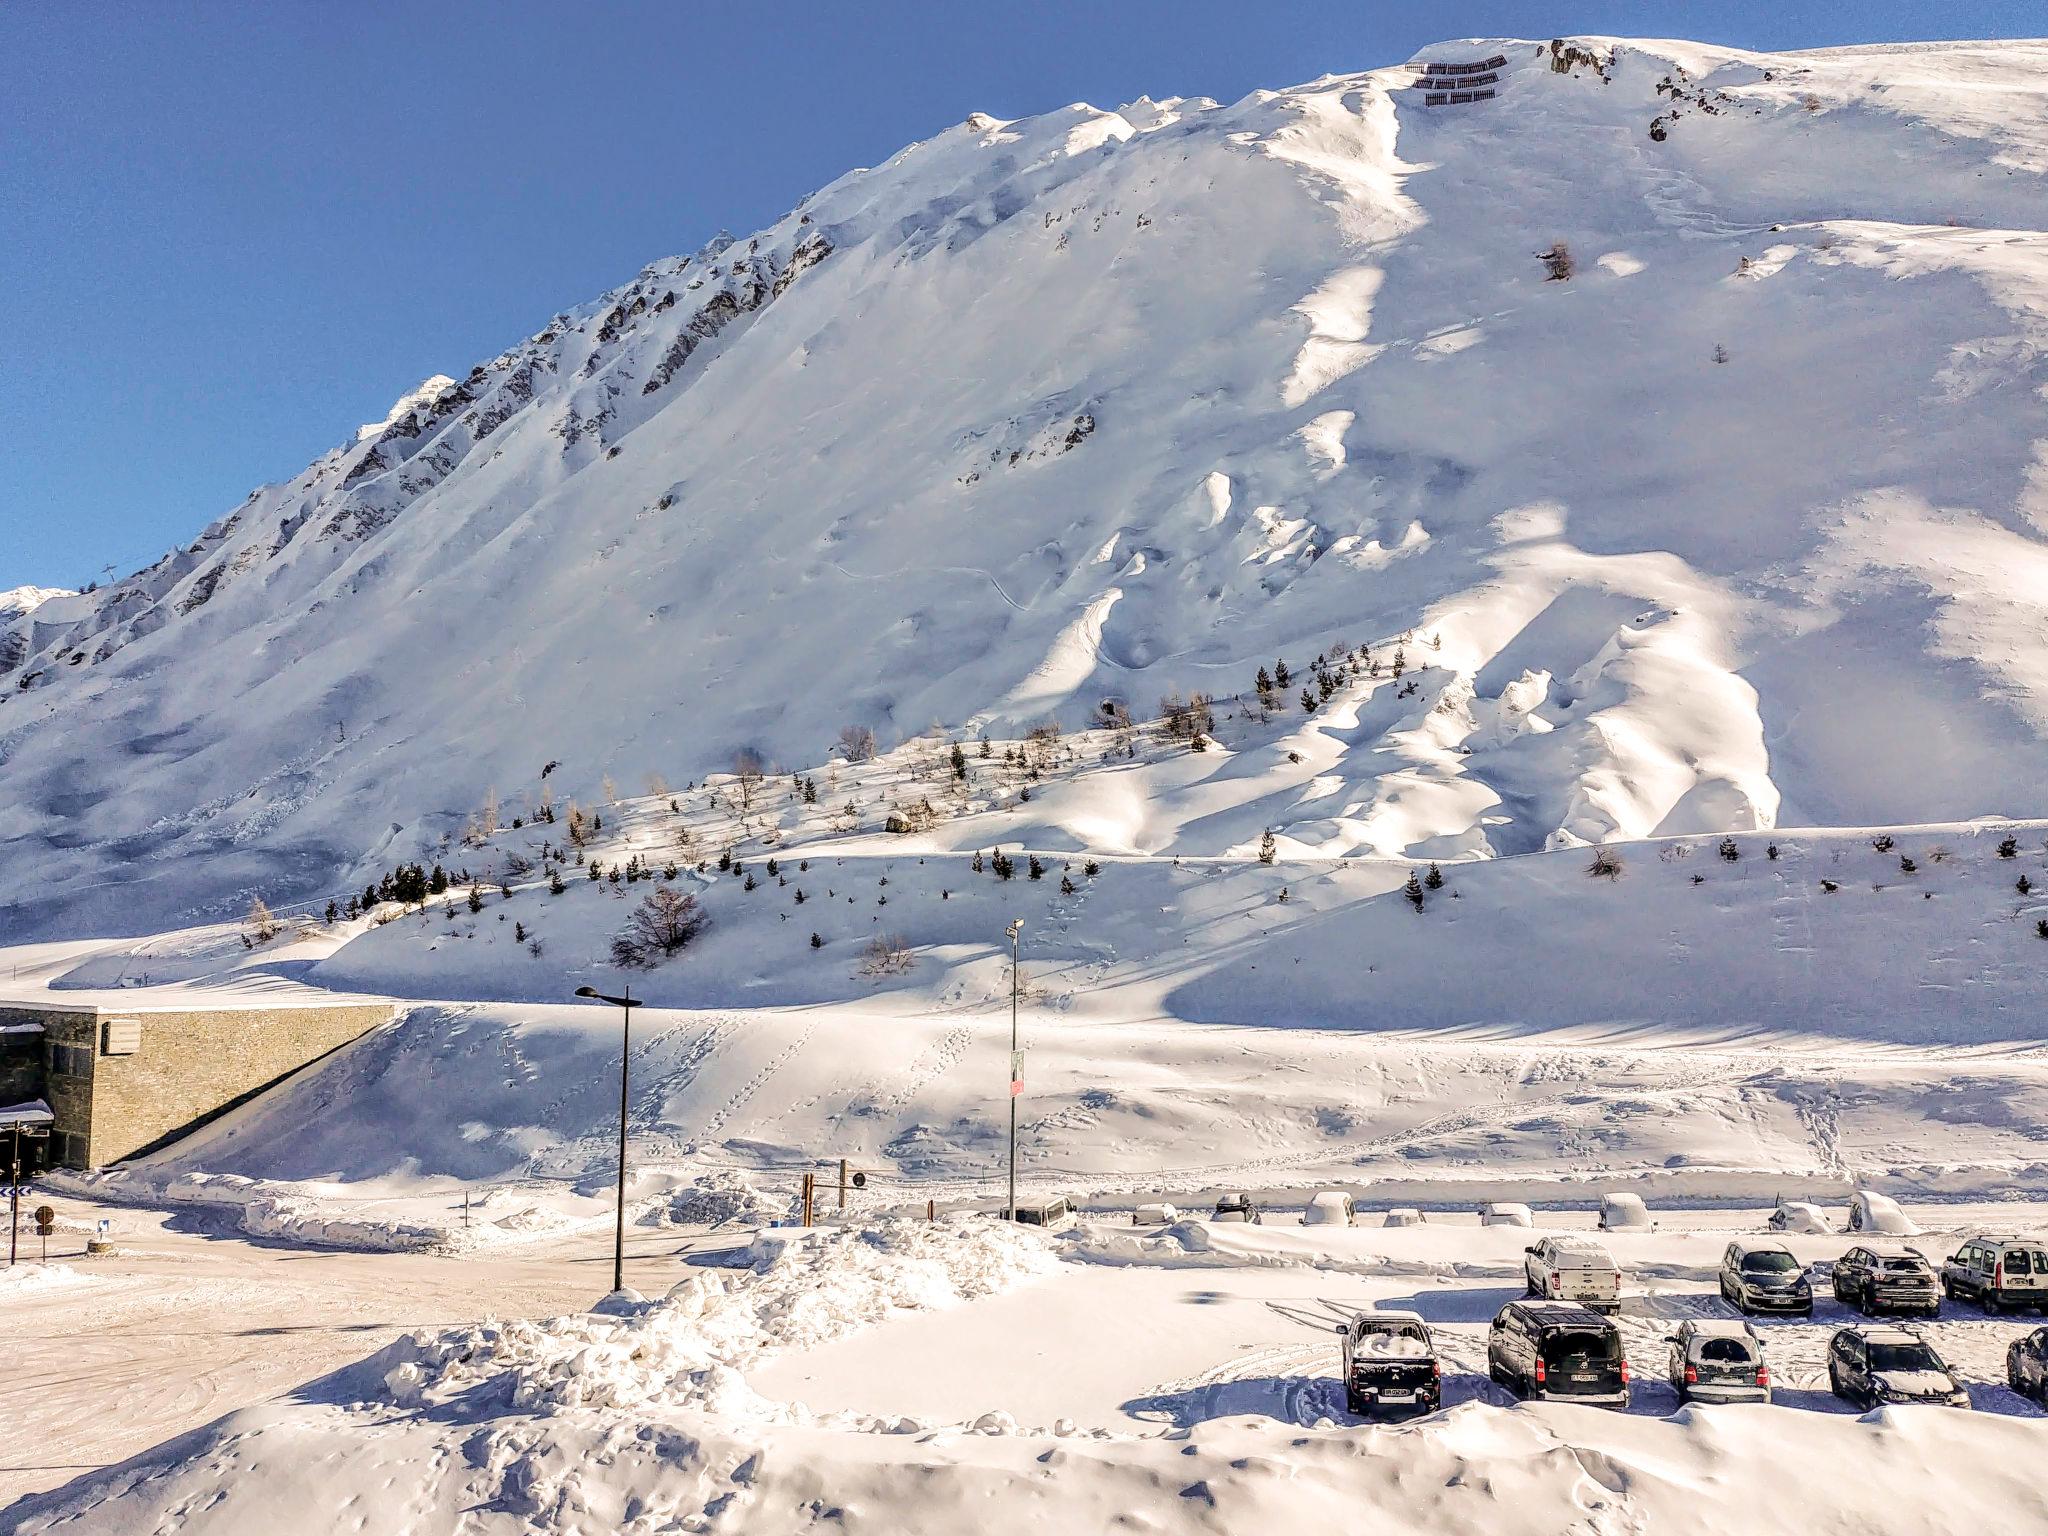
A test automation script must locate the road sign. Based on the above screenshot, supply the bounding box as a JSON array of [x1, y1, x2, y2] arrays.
[[33, 1204, 54, 1226], [851, 1171, 867, 1189]]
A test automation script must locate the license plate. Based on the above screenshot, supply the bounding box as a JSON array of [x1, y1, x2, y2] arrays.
[[1376, 1392, 1416, 1404], [1568, 1373, 1599, 1383]]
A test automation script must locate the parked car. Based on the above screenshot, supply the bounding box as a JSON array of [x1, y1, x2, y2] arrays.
[[1847, 1190, 1918, 1236], [1008, 1196, 1078, 1231], [1941, 1233, 2048, 1313], [1132, 1203, 1178, 1226], [1718, 1239, 1813, 1317], [1665, 1319, 1771, 1405], [1303, 1190, 1356, 1226], [1488, 1302, 1630, 1408], [1212, 1192, 1262, 1224], [1832, 1243, 1941, 1316], [1523, 1236, 1621, 1313], [1827, 1325, 1969, 1409], [1337, 1309, 1441, 1417], [1481, 1201, 1535, 1228], [1598, 1193, 1653, 1231], [1768, 1199, 1834, 1235], [1383, 1207, 1426, 1227], [2005, 1325, 2048, 1402]]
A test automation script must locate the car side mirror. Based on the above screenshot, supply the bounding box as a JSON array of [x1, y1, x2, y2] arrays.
[[1524, 1245, 1540, 1255], [1663, 1335, 1679, 1345], [1490, 1318, 1505, 1330]]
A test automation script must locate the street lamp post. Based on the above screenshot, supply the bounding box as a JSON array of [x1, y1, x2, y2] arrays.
[[1005, 918, 1023, 1221], [574, 984, 637, 1296]]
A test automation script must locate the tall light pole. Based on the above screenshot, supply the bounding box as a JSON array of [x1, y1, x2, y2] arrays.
[[574, 984, 637, 1295], [1005, 918, 1023, 1221]]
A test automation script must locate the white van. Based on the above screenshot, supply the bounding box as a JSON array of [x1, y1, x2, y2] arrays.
[[1524, 1236, 1622, 1313], [1008, 1196, 1078, 1232], [1481, 1201, 1535, 1228]]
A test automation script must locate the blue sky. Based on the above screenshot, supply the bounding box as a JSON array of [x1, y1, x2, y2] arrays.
[[3, 1, 2035, 588]]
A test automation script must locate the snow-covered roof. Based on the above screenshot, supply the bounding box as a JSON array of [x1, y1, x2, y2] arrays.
[[1360, 1308, 1426, 1325], [0, 1099, 55, 1126]]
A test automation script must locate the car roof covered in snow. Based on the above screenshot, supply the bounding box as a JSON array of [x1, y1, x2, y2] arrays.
[[1846, 1323, 1927, 1345], [1730, 1237, 1795, 1253], [1680, 1319, 1758, 1339], [1357, 1308, 1426, 1326]]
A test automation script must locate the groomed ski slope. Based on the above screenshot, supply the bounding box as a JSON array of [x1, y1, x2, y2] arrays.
[[4, 36, 2048, 938]]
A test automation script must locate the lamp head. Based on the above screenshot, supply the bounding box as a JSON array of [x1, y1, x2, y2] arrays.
[[574, 986, 599, 998]]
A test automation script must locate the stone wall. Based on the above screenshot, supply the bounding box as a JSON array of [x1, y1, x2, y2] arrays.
[[0, 999, 395, 1169]]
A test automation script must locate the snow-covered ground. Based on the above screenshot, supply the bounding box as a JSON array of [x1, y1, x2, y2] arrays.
[[14, 1198, 2048, 1532]]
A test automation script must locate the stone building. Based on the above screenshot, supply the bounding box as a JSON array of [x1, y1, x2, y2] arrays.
[[0, 994, 395, 1170]]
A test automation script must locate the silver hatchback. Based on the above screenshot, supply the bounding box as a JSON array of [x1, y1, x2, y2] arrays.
[[1665, 1319, 1771, 1405]]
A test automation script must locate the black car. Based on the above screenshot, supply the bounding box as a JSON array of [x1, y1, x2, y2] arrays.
[[1718, 1240, 1812, 1316], [1337, 1310, 1441, 1418], [1832, 1244, 1941, 1317], [1826, 1325, 1969, 1410], [2007, 1326, 2048, 1402], [1487, 1302, 1629, 1409], [1212, 1191, 1262, 1224]]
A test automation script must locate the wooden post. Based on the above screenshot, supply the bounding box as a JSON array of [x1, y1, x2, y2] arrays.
[[801, 1172, 815, 1227], [838, 1158, 848, 1211], [927, 1198, 935, 1222]]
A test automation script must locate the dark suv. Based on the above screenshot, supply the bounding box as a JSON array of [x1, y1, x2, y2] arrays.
[[1832, 1244, 1940, 1317], [1337, 1309, 1441, 1418], [1718, 1240, 1812, 1316], [2006, 1326, 2048, 1403], [1826, 1325, 1969, 1410], [1212, 1192, 1262, 1224], [1487, 1302, 1629, 1409]]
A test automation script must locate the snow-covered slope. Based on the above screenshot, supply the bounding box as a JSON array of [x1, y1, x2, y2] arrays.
[[7, 36, 2048, 938]]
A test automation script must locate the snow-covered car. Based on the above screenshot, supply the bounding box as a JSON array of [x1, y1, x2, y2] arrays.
[[1480, 1201, 1534, 1228], [1488, 1302, 1629, 1408], [1007, 1196, 1078, 1232], [1212, 1192, 1262, 1224], [1383, 1207, 1426, 1227], [1718, 1239, 1812, 1316], [1768, 1200, 1834, 1235], [1523, 1236, 1621, 1313], [1303, 1190, 1356, 1226], [1337, 1309, 1440, 1418], [1597, 1192, 1653, 1231], [1826, 1325, 1968, 1410], [1833, 1243, 1941, 1316], [1941, 1233, 2048, 1313], [1665, 1319, 1770, 1405], [1847, 1190, 1918, 1236], [2006, 1326, 2048, 1402], [1132, 1203, 1178, 1225]]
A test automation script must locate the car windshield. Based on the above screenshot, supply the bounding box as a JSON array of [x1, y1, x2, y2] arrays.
[[1698, 1338, 1754, 1364], [1867, 1342, 1941, 1374], [1879, 1256, 1927, 1273], [1542, 1330, 1620, 1369], [1742, 1252, 1799, 1273], [2007, 1249, 2048, 1275]]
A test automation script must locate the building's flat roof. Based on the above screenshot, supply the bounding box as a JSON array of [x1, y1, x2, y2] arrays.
[[0, 1098, 55, 1126], [0, 983, 397, 1017]]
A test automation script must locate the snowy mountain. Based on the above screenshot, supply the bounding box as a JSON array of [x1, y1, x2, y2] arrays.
[[6, 35, 2048, 939]]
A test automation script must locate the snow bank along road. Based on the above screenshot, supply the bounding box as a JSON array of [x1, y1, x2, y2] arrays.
[[12, 1196, 2048, 1532]]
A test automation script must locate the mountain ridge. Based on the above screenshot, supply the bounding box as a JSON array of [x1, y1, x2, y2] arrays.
[[5, 35, 2047, 939]]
